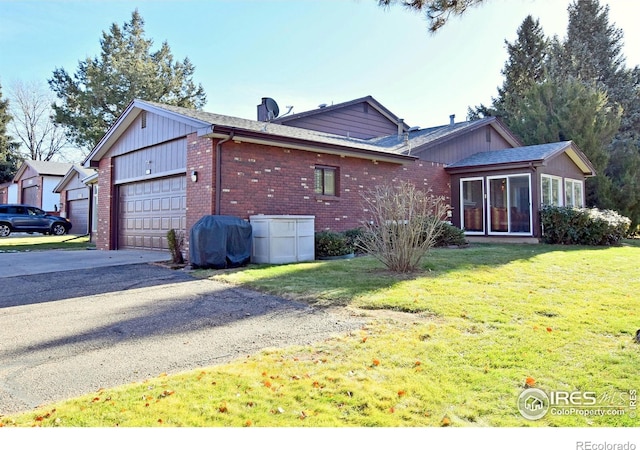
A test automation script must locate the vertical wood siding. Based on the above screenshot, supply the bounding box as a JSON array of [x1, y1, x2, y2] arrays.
[[108, 110, 197, 158], [415, 126, 514, 164], [281, 103, 398, 139], [113, 139, 187, 183]]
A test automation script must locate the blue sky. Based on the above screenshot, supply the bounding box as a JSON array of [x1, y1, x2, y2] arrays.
[[1, 0, 639, 130]]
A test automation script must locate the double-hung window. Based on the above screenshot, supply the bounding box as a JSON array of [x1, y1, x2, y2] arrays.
[[314, 166, 337, 196], [565, 178, 584, 207], [541, 175, 563, 206]]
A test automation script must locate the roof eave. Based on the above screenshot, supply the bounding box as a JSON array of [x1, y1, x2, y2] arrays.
[[445, 160, 544, 174], [200, 126, 417, 165], [84, 99, 211, 166]]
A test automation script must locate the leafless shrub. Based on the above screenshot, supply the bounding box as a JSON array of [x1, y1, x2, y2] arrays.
[[358, 181, 449, 272]]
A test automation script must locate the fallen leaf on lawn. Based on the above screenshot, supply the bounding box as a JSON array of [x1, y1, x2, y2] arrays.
[[525, 377, 536, 388], [312, 381, 321, 388], [372, 359, 380, 367], [414, 361, 421, 366], [546, 327, 553, 332], [218, 403, 228, 413], [389, 407, 395, 413], [361, 337, 368, 343], [263, 380, 272, 388], [91, 397, 100, 403], [157, 418, 163, 424], [441, 416, 451, 427], [244, 420, 252, 427], [398, 390, 406, 397]]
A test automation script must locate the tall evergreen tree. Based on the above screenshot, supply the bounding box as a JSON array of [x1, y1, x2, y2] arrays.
[[559, 0, 640, 228], [468, 15, 547, 120], [506, 77, 620, 206], [0, 83, 21, 183], [49, 10, 207, 151]]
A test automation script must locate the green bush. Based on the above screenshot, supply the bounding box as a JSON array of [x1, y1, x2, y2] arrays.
[[315, 231, 354, 258], [540, 206, 630, 245], [434, 222, 467, 247]]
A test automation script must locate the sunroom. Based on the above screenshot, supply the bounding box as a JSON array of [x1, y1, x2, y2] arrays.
[[446, 141, 596, 240]]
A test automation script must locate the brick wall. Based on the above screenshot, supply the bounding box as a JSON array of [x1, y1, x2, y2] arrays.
[[186, 134, 215, 233], [96, 157, 114, 250], [206, 138, 451, 232]]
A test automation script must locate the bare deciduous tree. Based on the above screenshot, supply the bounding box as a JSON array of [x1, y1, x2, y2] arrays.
[[9, 80, 69, 161], [358, 181, 449, 272]]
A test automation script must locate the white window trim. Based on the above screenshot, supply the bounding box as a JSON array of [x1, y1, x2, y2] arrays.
[[486, 173, 533, 236], [541, 174, 563, 207], [565, 178, 584, 208], [460, 177, 485, 235]]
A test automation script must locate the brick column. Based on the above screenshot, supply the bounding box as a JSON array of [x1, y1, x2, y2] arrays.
[[186, 133, 216, 248], [96, 157, 115, 250]]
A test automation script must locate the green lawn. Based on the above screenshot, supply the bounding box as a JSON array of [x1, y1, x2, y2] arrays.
[[1, 242, 638, 427], [0, 234, 93, 252]]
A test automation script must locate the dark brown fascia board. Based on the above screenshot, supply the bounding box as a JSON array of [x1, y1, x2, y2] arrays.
[[564, 142, 596, 176], [445, 160, 544, 175], [200, 126, 417, 165]]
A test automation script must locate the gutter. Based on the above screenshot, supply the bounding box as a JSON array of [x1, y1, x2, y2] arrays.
[[214, 129, 234, 215]]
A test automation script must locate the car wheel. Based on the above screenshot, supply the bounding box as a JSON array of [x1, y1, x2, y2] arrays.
[[0, 224, 11, 237], [51, 224, 67, 236]]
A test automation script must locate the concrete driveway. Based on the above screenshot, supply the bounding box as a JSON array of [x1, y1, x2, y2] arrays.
[[0, 248, 171, 278], [0, 250, 365, 416]]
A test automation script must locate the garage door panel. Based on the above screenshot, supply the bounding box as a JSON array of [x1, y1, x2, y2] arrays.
[[118, 176, 186, 250], [68, 198, 89, 235]]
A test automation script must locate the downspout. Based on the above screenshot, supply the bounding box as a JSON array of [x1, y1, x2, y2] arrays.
[[215, 131, 234, 215]]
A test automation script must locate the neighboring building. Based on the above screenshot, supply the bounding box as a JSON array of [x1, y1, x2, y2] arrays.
[[0, 181, 17, 204], [12, 160, 73, 213], [53, 165, 98, 235], [84, 96, 595, 251]]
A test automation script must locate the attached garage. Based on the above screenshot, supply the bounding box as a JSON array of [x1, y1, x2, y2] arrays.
[[67, 197, 89, 235], [117, 175, 186, 250]]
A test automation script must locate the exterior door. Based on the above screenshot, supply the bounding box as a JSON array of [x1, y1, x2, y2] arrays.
[[460, 178, 485, 233], [487, 175, 532, 234]]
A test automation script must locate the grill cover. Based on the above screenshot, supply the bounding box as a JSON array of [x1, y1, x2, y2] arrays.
[[189, 215, 252, 269]]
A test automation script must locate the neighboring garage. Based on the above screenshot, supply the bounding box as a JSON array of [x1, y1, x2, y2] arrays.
[[117, 175, 186, 250], [67, 196, 89, 235], [54, 165, 97, 235]]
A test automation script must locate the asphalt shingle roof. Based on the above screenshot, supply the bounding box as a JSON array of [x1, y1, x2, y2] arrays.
[[446, 141, 573, 168]]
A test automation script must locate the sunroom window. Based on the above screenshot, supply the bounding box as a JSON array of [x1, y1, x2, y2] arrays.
[[541, 175, 562, 206], [565, 179, 584, 207]]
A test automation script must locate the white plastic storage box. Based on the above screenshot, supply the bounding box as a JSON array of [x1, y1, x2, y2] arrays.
[[249, 215, 315, 264]]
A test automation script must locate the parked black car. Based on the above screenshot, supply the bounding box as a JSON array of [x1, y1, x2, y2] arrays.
[[0, 204, 72, 237]]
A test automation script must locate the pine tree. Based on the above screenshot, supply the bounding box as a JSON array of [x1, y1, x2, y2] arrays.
[[0, 83, 21, 183], [468, 15, 547, 120], [49, 9, 207, 151], [506, 77, 620, 207], [559, 0, 640, 228]]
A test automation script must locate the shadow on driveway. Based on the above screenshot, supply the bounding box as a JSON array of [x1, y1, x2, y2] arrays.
[[0, 264, 194, 308]]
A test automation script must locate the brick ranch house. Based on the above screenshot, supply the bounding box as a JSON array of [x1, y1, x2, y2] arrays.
[[83, 96, 596, 251]]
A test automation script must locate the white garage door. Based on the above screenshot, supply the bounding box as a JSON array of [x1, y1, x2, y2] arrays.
[[118, 176, 186, 250], [68, 198, 89, 235]]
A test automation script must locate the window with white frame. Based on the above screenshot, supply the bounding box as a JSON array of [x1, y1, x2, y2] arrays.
[[565, 178, 584, 207], [541, 175, 563, 206]]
